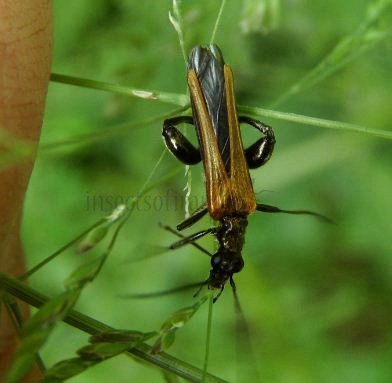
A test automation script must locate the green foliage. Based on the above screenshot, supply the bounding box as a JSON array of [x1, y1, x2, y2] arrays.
[[0, 274, 226, 383], [2, 0, 391, 382]]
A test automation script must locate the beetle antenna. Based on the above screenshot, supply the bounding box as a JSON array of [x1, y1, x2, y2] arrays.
[[120, 280, 207, 299], [232, 286, 261, 382]]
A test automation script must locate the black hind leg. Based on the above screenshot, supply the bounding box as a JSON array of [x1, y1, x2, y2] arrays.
[[163, 116, 201, 165]]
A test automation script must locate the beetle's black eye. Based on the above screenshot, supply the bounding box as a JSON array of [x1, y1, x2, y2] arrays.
[[211, 255, 221, 267]]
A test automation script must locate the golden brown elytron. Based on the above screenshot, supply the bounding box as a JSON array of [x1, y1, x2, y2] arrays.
[[163, 44, 325, 300], [187, 67, 256, 220]]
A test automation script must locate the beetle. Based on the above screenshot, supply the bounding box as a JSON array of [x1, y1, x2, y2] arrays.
[[163, 44, 327, 300]]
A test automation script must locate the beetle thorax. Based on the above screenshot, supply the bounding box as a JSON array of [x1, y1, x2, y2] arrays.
[[217, 216, 248, 253]]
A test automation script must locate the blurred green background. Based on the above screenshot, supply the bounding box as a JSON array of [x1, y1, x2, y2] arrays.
[[22, 0, 391, 382]]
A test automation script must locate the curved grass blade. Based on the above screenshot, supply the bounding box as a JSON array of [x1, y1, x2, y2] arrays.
[[0, 274, 227, 383], [271, 0, 392, 107], [41, 106, 189, 151], [19, 217, 106, 280], [20, 204, 127, 280], [210, 0, 227, 43]]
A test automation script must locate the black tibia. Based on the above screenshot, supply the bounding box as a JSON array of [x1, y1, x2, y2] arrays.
[[159, 223, 212, 257], [169, 227, 217, 250], [239, 116, 275, 169], [162, 116, 201, 165], [177, 206, 208, 231], [256, 203, 333, 223]]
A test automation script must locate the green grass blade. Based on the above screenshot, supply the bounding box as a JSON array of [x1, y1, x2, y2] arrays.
[[40, 106, 189, 151], [210, 0, 227, 43], [19, 218, 107, 280], [238, 104, 392, 139], [50, 73, 189, 107]]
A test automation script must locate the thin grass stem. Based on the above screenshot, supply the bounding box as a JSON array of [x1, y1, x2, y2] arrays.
[[238, 105, 392, 139], [50, 73, 189, 107], [210, 0, 227, 44], [202, 293, 214, 382]]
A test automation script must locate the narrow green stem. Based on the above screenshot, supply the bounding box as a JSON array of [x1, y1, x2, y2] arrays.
[[171, 0, 187, 63], [202, 293, 214, 382], [19, 218, 107, 280], [50, 73, 189, 107], [40, 106, 189, 151], [0, 274, 227, 383], [48, 73, 392, 140], [210, 0, 227, 44], [238, 105, 392, 139]]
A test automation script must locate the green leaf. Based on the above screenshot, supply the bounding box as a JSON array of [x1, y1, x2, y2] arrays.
[[78, 225, 109, 253], [153, 296, 208, 353], [78, 205, 127, 253], [64, 255, 106, 290]]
